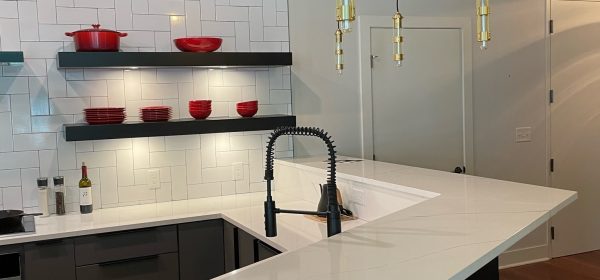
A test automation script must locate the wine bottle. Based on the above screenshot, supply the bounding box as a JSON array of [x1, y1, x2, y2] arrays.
[[79, 162, 93, 214]]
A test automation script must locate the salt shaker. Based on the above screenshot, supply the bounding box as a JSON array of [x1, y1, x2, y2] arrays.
[[53, 176, 66, 215], [37, 177, 50, 217]]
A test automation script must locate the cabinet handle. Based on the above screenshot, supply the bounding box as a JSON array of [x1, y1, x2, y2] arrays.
[[98, 255, 159, 266], [97, 227, 157, 237]]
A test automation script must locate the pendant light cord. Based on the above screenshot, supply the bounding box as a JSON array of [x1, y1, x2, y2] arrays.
[[396, 0, 399, 13]]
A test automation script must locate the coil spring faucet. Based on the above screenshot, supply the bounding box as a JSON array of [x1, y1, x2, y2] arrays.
[[264, 127, 342, 238]]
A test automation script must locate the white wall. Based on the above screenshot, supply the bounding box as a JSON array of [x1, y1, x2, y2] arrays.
[[289, 0, 550, 266], [0, 0, 292, 213]]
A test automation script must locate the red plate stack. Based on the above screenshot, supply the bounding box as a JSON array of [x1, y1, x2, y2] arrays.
[[189, 100, 212, 120], [140, 106, 172, 122], [236, 100, 258, 118], [84, 107, 126, 125]]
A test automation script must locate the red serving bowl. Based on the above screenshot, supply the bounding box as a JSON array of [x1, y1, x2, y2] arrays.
[[174, 37, 223, 52], [237, 101, 258, 106], [190, 110, 212, 120], [237, 107, 258, 118]]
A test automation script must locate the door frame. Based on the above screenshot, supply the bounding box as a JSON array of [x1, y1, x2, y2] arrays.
[[357, 16, 475, 173]]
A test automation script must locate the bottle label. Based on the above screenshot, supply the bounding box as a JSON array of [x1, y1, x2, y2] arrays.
[[79, 187, 93, 206]]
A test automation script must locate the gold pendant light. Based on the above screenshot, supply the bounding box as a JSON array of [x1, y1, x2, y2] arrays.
[[335, 24, 344, 74], [392, 0, 404, 66], [476, 0, 491, 49], [336, 0, 356, 33]]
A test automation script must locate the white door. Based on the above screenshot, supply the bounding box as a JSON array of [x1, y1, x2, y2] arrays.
[[369, 27, 469, 173], [550, 0, 600, 257]]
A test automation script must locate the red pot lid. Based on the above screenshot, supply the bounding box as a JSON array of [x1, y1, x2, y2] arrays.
[[71, 24, 122, 34]]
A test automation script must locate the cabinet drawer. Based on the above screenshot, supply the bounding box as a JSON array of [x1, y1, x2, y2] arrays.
[[23, 239, 76, 280], [74, 226, 178, 266], [75, 253, 178, 280]]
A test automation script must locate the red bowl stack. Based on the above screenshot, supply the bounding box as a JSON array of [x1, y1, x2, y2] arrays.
[[236, 101, 258, 118], [174, 37, 223, 52], [84, 107, 126, 125], [189, 100, 212, 120], [140, 106, 172, 122]]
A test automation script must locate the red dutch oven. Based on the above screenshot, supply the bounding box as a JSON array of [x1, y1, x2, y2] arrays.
[[65, 24, 128, 52]]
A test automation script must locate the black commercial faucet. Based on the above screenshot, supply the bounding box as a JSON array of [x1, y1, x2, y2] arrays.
[[264, 127, 342, 238]]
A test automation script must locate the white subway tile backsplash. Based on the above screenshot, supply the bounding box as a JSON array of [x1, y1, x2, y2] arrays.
[[39, 149, 59, 178], [133, 14, 171, 31], [77, 151, 117, 167], [98, 9, 117, 29], [18, 1, 40, 41], [0, 151, 40, 169], [50, 97, 90, 114], [0, 19, 21, 51], [29, 77, 50, 116], [56, 7, 99, 24], [32, 115, 74, 133], [11, 95, 32, 134], [132, 0, 149, 14], [3, 187, 23, 210], [0, 2, 18, 18], [149, 151, 186, 167], [0, 113, 14, 152], [201, 21, 234, 37], [84, 69, 124, 80], [185, 1, 202, 36], [14, 133, 57, 151], [200, 0, 216, 20], [188, 182, 221, 199], [100, 167, 119, 205], [141, 83, 178, 99], [216, 6, 248, 21], [171, 166, 187, 200], [0, 77, 29, 94], [1, 0, 290, 211], [202, 166, 233, 183], [149, 0, 185, 15], [185, 149, 202, 184], [0, 170, 21, 188]]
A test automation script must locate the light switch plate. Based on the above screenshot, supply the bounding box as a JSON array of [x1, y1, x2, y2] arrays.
[[233, 163, 244, 181], [148, 169, 160, 190], [516, 127, 532, 143]]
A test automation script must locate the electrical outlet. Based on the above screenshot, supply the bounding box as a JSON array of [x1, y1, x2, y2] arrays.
[[349, 187, 366, 206], [233, 163, 244, 181], [148, 169, 160, 190], [515, 127, 532, 143]]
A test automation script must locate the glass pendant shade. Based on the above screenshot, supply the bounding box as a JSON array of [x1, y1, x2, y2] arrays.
[[336, 0, 356, 33], [477, 0, 491, 49]]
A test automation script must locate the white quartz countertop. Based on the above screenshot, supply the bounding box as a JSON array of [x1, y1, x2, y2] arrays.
[[0, 190, 365, 252], [0, 156, 576, 280], [215, 157, 576, 280]]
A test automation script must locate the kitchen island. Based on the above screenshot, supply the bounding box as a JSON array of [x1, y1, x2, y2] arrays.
[[0, 157, 575, 280]]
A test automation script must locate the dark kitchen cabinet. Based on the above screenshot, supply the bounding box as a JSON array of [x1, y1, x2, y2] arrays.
[[75, 253, 179, 280], [23, 239, 76, 280], [73, 226, 178, 266], [0, 219, 282, 280], [178, 220, 225, 280]]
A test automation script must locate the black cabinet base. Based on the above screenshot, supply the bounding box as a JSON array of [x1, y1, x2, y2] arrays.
[[466, 257, 499, 280]]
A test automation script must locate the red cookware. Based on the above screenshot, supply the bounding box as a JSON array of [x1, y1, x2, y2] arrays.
[[66, 24, 128, 52], [174, 37, 223, 52]]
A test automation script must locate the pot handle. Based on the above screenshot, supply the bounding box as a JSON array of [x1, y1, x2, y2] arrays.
[[119, 32, 128, 37], [65, 32, 74, 37]]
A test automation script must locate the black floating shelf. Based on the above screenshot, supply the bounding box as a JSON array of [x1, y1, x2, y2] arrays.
[[57, 52, 292, 69], [0, 51, 24, 64], [64, 115, 296, 141]]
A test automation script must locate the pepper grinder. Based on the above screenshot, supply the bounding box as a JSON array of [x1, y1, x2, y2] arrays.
[[37, 177, 50, 217], [53, 176, 66, 215]]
